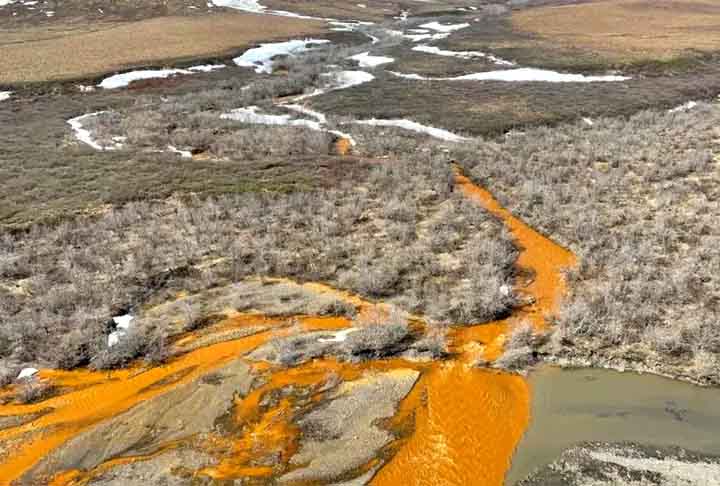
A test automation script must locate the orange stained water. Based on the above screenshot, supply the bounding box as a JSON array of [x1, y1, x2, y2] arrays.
[[450, 166, 577, 363], [0, 315, 304, 486], [0, 168, 577, 486], [372, 362, 530, 486], [370, 167, 576, 486]]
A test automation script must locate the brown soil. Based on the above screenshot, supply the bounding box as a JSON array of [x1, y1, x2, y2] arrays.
[[513, 0, 720, 62], [0, 12, 326, 84]]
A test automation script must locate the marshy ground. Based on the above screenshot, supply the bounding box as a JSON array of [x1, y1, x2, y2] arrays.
[[1, 0, 720, 485]]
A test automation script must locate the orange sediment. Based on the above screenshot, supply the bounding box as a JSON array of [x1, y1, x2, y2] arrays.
[[370, 166, 576, 486], [450, 166, 577, 363], [0, 315, 297, 486], [372, 363, 530, 486], [0, 167, 577, 486]]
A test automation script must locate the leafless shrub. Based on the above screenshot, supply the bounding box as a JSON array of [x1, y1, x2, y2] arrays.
[[16, 380, 55, 404], [495, 321, 543, 371]]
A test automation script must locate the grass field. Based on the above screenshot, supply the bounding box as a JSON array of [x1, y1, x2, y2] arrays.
[[0, 12, 326, 85], [513, 0, 720, 63]]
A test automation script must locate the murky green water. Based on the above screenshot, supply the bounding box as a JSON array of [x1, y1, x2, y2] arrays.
[[507, 366, 720, 485]]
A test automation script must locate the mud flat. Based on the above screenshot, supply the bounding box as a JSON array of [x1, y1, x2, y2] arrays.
[[507, 366, 720, 485]]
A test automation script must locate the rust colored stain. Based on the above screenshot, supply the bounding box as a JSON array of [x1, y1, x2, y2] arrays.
[[0, 316, 290, 486], [333, 137, 353, 156], [0, 167, 577, 486], [371, 167, 576, 486], [372, 363, 530, 486]]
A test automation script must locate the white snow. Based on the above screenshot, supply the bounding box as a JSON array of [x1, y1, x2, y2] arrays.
[[0, 91, 12, 102], [450, 68, 630, 82], [412, 44, 514, 65], [113, 314, 134, 330], [582, 117, 594, 126], [419, 21, 469, 33], [669, 100, 698, 113], [108, 314, 134, 347], [319, 328, 358, 343], [211, 0, 265, 13], [233, 39, 330, 74], [108, 331, 122, 347], [187, 64, 226, 73], [99, 69, 189, 89], [168, 145, 193, 158], [67, 112, 121, 151], [223, 105, 356, 146], [221, 106, 297, 124], [328, 70, 375, 90], [0, 0, 17, 6], [17, 368, 39, 380], [355, 118, 468, 142], [390, 68, 630, 83], [403, 32, 450, 42], [349, 51, 394, 68]]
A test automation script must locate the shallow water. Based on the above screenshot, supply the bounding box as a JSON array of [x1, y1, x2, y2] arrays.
[[507, 366, 720, 485]]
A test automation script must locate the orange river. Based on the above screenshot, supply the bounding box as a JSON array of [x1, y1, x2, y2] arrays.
[[0, 166, 575, 486]]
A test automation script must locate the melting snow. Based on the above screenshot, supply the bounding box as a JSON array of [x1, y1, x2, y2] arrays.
[[99, 69, 190, 89], [234, 39, 330, 74], [108, 314, 134, 347], [17, 368, 39, 380], [113, 314, 134, 330], [412, 44, 514, 65], [669, 101, 698, 113], [390, 68, 630, 83], [419, 21, 469, 33], [98, 64, 225, 89], [329, 70, 375, 90], [403, 32, 450, 42], [168, 145, 193, 158], [349, 51, 394, 68], [319, 328, 358, 343], [355, 118, 468, 142], [0, 91, 11, 101], [67, 112, 122, 151]]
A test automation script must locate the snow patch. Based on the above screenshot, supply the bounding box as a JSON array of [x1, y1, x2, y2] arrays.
[[319, 328, 358, 343], [349, 51, 394, 68], [355, 118, 468, 142], [233, 39, 330, 74], [0, 0, 17, 6], [419, 21, 469, 33], [108, 314, 134, 348], [669, 101, 698, 113], [99, 69, 190, 89], [67, 112, 121, 151], [412, 44, 514, 65], [98, 64, 225, 90], [0, 91, 12, 102], [168, 145, 193, 158], [390, 67, 630, 83], [17, 368, 39, 380], [403, 32, 450, 42]]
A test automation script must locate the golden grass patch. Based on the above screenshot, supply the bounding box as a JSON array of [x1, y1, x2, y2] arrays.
[[513, 0, 720, 61], [0, 12, 326, 84]]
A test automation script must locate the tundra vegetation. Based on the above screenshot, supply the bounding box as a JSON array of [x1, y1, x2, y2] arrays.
[[0, 143, 516, 379], [455, 103, 720, 384]]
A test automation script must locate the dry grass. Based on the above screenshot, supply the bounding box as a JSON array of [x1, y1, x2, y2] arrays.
[[0, 12, 326, 84], [513, 0, 720, 62]]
